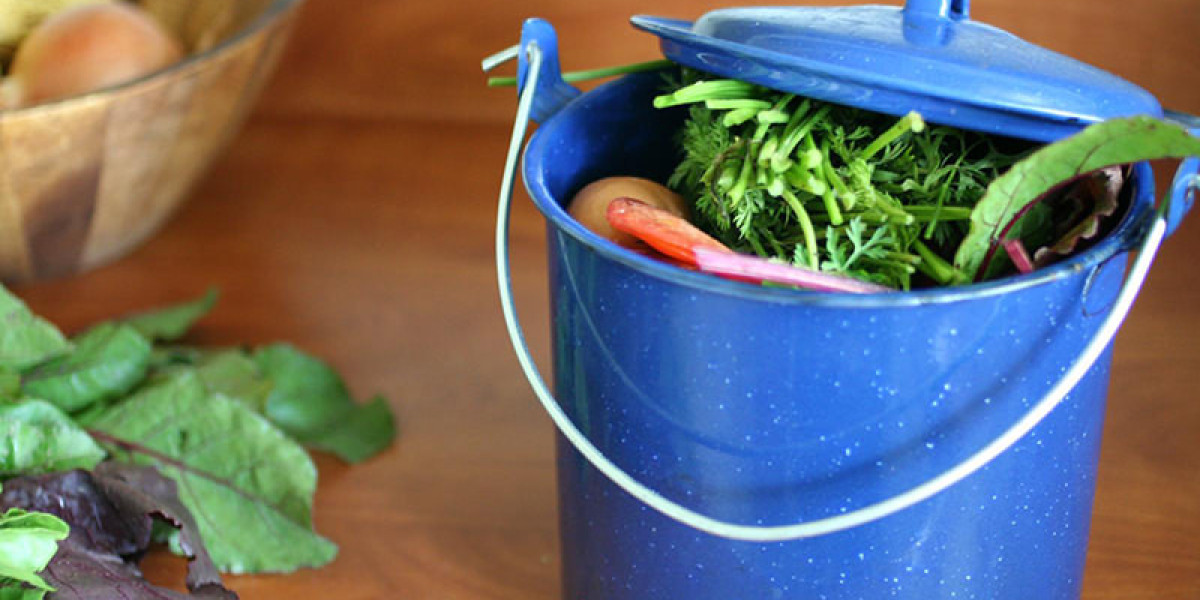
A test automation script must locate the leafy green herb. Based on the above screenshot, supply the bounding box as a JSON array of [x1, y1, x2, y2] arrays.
[[20, 323, 151, 414], [89, 371, 339, 574], [0, 401, 105, 477], [952, 116, 1200, 280], [0, 506, 68, 599], [659, 71, 1026, 289], [122, 288, 219, 343], [0, 288, 69, 372]]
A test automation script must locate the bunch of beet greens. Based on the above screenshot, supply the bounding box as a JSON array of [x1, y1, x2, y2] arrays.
[[0, 287, 396, 598]]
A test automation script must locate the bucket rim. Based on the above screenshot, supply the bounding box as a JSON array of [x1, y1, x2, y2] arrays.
[[521, 75, 1155, 309]]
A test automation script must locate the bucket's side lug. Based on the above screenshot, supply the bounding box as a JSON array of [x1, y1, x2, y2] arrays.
[[1166, 157, 1198, 238], [1163, 110, 1200, 237], [514, 19, 582, 123]]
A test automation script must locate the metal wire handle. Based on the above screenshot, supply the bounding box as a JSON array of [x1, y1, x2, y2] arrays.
[[486, 41, 1172, 542]]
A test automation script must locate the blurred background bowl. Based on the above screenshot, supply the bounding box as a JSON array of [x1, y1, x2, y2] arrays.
[[0, 0, 302, 283]]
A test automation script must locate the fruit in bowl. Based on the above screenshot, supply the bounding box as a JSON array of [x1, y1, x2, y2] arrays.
[[1, 2, 184, 108], [0, 0, 301, 282], [0, 0, 110, 59]]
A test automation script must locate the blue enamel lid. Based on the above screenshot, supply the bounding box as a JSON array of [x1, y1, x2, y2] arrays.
[[631, 0, 1163, 142]]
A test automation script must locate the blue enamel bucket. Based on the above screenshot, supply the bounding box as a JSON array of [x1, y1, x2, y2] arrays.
[[486, 4, 1200, 599]]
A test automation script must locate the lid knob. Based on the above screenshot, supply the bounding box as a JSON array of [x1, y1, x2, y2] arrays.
[[902, 0, 968, 46], [903, 0, 969, 20]]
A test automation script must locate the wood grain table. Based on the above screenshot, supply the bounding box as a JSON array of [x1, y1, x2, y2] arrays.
[[9, 0, 1199, 598]]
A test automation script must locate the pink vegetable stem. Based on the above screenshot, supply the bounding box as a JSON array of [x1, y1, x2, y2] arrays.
[[1002, 239, 1035, 274], [693, 248, 893, 294]]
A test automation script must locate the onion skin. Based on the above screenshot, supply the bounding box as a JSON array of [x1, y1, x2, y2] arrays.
[[567, 176, 689, 249], [4, 2, 182, 108], [0, 0, 112, 59]]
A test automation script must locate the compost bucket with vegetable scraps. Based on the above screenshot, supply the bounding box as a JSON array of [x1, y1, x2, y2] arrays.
[[485, 2, 1200, 598]]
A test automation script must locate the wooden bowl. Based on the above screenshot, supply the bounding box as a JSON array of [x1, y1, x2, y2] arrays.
[[0, 0, 302, 282]]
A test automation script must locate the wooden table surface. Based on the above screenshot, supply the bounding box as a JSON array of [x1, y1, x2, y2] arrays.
[[9, 0, 1200, 598]]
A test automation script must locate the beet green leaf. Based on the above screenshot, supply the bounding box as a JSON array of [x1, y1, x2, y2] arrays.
[[0, 401, 105, 477], [21, 324, 151, 414], [953, 116, 1200, 280], [0, 287, 69, 372], [194, 350, 272, 413], [88, 371, 338, 574], [253, 344, 395, 464], [0, 367, 17, 402], [122, 288, 220, 343]]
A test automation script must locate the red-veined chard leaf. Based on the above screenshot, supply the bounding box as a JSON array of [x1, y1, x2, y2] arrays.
[[87, 370, 338, 574], [20, 323, 151, 414], [0, 464, 236, 599], [0, 287, 69, 372], [1031, 166, 1124, 267], [38, 543, 232, 600], [953, 116, 1200, 280], [0, 401, 105, 477]]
